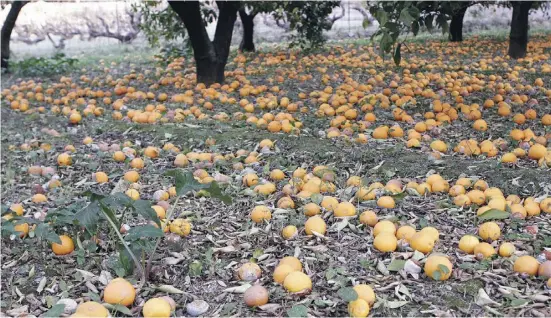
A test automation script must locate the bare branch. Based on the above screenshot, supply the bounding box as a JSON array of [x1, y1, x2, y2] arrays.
[[327, 4, 346, 25], [352, 4, 375, 23]]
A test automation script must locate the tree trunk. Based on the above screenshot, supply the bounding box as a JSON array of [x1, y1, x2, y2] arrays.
[[508, 1, 532, 59], [1, 1, 27, 70], [168, 1, 238, 85], [238, 9, 256, 52], [449, 6, 467, 42]]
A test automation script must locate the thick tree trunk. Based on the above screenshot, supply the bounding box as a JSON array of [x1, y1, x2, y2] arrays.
[[1, 1, 27, 70], [168, 1, 238, 85], [449, 6, 467, 42], [238, 9, 256, 52], [508, 1, 532, 59]]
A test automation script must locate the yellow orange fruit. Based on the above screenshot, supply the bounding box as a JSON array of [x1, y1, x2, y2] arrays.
[[273, 264, 295, 284], [283, 271, 312, 294], [359, 210, 378, 227], [377, 196, 395, 208], [279, 256, 303, 272], [373, 220, 396, 237], [103, 278, 136, 307], [478, 222, 501, 241], [348, 299, 370, 318], [74, 301, 109, 318], [305, 216, 326, 235], [143, 298, 171, 318], [410, 232, 435, 254], [282, 225, 298, 240], [424, 255, 453, 280], [396, 225, 416, 241], [513, 255, 539, 276], [473, 242, 496, 259], [498, 242, 516, 257], [169, 219, 192, 237], [373, 232, 397, 252], [250, 205, 271, 223], [334, 202, 356, 217], [458, 235, 479, 254], [353, 284, 376, 305]]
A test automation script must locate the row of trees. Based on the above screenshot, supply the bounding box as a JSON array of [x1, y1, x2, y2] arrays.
[[369, 1, 541, 64], [1, 1, 544, 82]]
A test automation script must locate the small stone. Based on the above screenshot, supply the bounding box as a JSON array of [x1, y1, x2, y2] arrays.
[[186, 300, 209, 317]]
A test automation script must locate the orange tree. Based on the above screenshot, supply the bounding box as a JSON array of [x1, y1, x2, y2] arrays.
[[368, 1, 543, 62], [167, 1, 340, 85], [1, 1, 28, 70]]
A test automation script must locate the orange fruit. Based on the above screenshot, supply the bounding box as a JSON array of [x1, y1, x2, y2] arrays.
[[424, 255, 453, 280], [513, 255, 539, 276], [51, 235, 74, 255], [377, 196, 395, 208], [103, 278, 136, 306], [250, 206, 271, 223], [334, 202, 356, 217], [74, 302, 109, 317], [279, 256, 302, 271], [283, 272, 312, 294], [373, 232, 397, 252], [359, 210, 378, 226], [243, 285, 269, 307], [305, 216, 326, 235], [142, 298, 171, 318]]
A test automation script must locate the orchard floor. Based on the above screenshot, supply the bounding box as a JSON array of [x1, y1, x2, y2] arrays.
[[1, 33, 551, 317]]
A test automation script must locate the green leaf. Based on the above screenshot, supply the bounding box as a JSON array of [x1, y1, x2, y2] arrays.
[[362, 17, 370, 29], [118, 245, 137, 276], [425, 14, 434, 32], [325, 268, 337, 280], [438, 264, 450, 274], [165, 169, 207, 196], [337, 287, 358, 302], [104, 303, 133, 316], [133, 200, 160, 226], [436, 14, 448, 35], [432, 270, 441, 280], [220, 302, 237, 316], [98, 201, 120, 229], [380, 31, 394, 54], [388, 259, 406, 271], [252, 249, 263, 259], [412, 21, 419, 36], [81, 190, 106, 202], [203, 181, 232, 204], [103, 192, 134, 208], [477, 209, 510, 221], [43, 304, 65, 318], [399, 6, 419, 25], [287, 304, 308, 318], [311, 193, 323, 205], [263, 161, 271, 175], [189, 260, 203, 277], [75, 201, 102, 232], [34, 223, 62, 244], [125, 225, 164, 241], [393, 43, 402, 66], [1, 221, 17, 237], [509, 298, 529, 307]]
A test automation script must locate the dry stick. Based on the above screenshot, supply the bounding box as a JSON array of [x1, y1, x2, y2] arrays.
[[145, 196, 181, 280]]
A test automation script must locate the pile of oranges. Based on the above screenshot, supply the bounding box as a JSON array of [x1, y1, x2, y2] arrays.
[[2, 35, 551, 317]]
